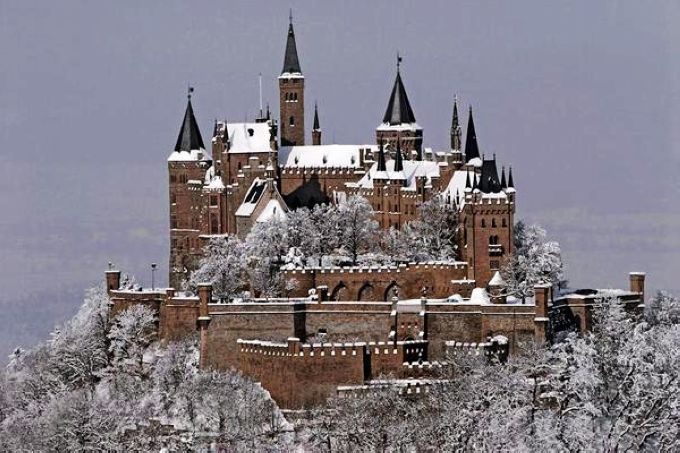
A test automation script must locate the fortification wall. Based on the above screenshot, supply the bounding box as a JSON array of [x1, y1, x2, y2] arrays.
[[237, 338, 429, 408], [283, 262, 472, 301]]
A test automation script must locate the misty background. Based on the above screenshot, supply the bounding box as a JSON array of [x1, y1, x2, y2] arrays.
[[1, 1, 678, 361]]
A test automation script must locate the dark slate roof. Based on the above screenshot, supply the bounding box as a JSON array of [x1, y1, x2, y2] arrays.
[[244, 180, 265, 204], [451, 99, 459, 131], [382, 71, 416, 125], [313, 102, 320, 130], [377, 137, 387, 172], [174, 98, 205, 152], [281, 21, 302, 74], [394, 139, 404, 172], [464, 107, 480, 162], [479, 158, 502, 193], [508, 167, 515, 188]]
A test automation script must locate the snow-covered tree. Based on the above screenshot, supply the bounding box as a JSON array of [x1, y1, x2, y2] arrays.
[[502, 222, 563, 299], [402, 195, 459, 262], [244, 218, 290, 297], [108, 304, 157, 376], [336, 195, 379, 265], [189, 235, 246, 300], [0, 288, 292, 451]]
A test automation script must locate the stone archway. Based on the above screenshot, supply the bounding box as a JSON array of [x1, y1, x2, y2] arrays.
[[357, 282, 376, 301], [330, 282, 348, 301], [384, 281, 400, 301]]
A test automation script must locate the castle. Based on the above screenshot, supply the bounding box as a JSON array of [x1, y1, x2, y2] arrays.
[[106, 18, 646, 409], [168, 16, 515, 293]]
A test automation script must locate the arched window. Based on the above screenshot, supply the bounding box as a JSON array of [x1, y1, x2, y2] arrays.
[[293, 93, 298, 101], [492, 218, 497, 228], [502, 218, 507, 228], [289, 116, 295, 126], [481, 218, 486, 228], [237, 162, 242, 171]]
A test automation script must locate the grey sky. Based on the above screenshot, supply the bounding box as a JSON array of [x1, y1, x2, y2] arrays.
[[1, 1, 678, 356]]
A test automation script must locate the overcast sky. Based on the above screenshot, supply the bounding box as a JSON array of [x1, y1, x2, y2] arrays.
[[1, 1, 678, 356]]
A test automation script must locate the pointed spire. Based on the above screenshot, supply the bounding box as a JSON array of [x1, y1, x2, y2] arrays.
[[508, 167, 514, 188], [377, 136, 387, 172], [313, 102, 320, 131], [451, 95, 461, 151], [464, 106, 480, 162], [382, 61, 416, 125], [174, 88, 205, 152], [500, 166, 507, 189], [281, 12, 302, 75], [394, 138, 404, 172]]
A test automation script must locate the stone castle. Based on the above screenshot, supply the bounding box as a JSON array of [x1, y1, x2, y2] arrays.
[[107, 17, 646, 409], [168, 16, 514, 292]]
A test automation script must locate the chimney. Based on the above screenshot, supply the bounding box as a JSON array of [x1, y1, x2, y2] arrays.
[[197, 283, 213, 318], [105, 269, 121, 294], [533, 284, 551, 342], [287, 337, 301, 355], [629, 272, 645, 299]]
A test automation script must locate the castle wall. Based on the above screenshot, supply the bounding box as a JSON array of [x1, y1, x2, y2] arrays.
[[283, 262, 473, 301]]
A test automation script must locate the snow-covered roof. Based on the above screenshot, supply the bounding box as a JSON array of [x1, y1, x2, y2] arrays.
[[469, 288, 491, 305], [225, 122, 272, 154], [467, 157, 482, 167], [375, 122, 421, 132], [349, 159, 440, 190], [235, 178, 267, 217], [167, 149, 209, 162], [489, 271, 506, 287], [206, 175, 225, 190], [256, 199, 287, 223], [278, 144, 376, 168]]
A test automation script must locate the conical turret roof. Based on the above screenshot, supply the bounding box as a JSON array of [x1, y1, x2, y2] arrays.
[[174, 96, 205, 152], [464, 106, 480, 162], [382, 70, 416, 125], [281, 17, 302, 75]]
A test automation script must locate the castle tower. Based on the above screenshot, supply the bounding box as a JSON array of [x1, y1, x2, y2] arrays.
[[168, 89, 210, 289], [279, 13, 305, 146], [312, 102, 321, 145], [458, 119, 515, 286], [451, 97, 462, 151], [376, 57, 423, 159]]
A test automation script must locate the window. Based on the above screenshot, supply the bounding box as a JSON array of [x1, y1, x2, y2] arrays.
[[170, 193, 176, 204], [492, 218, 497, 228], [481, 218, 486, 228], [502, 218, 507, 227], [170, 174, 177, 183], [490, 260, 500, 270], [210, 196, 217, 206], [170, 215, 177, 229], [237, 162, 242, 170], [289, 116, 295, 126], [211, 216, 218, 234]]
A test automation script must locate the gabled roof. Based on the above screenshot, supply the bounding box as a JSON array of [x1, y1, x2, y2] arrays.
[[382, 71, 416, 125], [174, 98, 205, 152], [281, 20, 302, 75]]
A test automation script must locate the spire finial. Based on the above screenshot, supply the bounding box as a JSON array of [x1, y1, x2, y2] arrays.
[[289, 8, 293, 25], [397, 51, 402, 72], [187, 85, 194, 100]]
